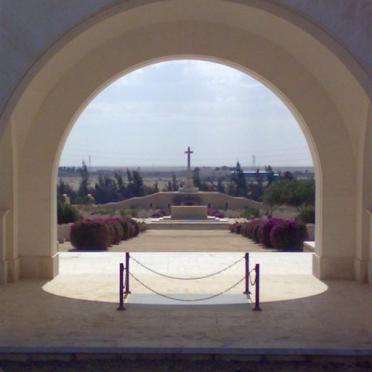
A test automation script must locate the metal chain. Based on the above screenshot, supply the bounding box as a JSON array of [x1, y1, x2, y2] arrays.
[[129, 272, 246, 302], [130, 255, 244, 281], [249, 267, 256, 286]]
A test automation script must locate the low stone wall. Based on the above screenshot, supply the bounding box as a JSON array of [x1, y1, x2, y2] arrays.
[[303, 241, 315, 252], [89, 192, 262, 212], [57, 223, 72, 243], [306, 224, 315, 241]]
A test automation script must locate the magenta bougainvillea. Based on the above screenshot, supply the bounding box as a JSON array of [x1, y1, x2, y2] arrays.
[[230, 218, 306, 251], [70, 216, 143, 250]]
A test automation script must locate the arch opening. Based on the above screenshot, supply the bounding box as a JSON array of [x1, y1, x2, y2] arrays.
[[56, 59, 317, 264]]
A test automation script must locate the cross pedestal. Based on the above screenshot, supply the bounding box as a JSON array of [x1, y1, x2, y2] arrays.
[[180, 146, 199, 193]]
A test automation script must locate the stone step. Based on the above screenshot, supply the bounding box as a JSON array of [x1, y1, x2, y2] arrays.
[[147, 221, 230, 230], [1, 347, 370, 370]]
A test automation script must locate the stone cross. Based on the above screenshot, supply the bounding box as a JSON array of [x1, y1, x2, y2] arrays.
[[185, 146, 193, 172]]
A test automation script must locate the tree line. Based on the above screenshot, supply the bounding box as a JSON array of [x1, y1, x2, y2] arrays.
[[58, 162, 158, 204], [58, 161, 315, 210]]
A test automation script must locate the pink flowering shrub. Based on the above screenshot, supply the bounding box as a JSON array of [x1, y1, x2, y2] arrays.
[[236, 218, 306, 251], [269, 220, 306, 250], [229, 222, 242, 234], [70, 219, 110, 250], [106, 217, 124, 245], [257, 218, 285, 247], [70, 216, 144, 250]]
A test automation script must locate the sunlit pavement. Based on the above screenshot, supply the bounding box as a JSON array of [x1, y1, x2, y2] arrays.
[[0, 249, 371, 352]]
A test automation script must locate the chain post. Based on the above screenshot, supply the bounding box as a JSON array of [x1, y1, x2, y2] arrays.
[[125, 252, 131, 295], [117, 263, 125, 311], [253, 263, 262, 311], [243, 252, 251, 294]]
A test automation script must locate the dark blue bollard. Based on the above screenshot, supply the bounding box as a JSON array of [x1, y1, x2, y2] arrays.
[[125, 252, 131, 295], [243, 253, 251, 294], [253, 263, 262, 311], [117, 263, 125, 311]]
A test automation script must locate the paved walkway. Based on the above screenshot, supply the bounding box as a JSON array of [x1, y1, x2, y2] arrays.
[[0, 250, 371, 351], [59, 230, 275, 252]]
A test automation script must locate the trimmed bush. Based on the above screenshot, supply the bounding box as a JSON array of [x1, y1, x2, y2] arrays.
[[270, 220, 307, 251], [129, 218, 140, 237], [70, 215, 144, 250], [229, 222, 241, 234], [70, 219, 110, 250], [257, 218, 285, 247], [119, 217, 132, 240], [127, 221, 136, 238], [243, 219, 262, 241], [252, 221, 262, 243], [237, 218, 306, 251], [106, 218, 124, 245], [240, 222, 250, 237], [120, 217, 139, 239]]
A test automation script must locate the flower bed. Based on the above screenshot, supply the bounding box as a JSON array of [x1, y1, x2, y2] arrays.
[[229, 218, 306, 251], [70, 216, 145, 250]]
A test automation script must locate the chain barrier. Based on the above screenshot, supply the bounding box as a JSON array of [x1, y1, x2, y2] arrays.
[[117, 252, 262, 311], [248, 267, 257, 286], [130, 255, 244, 280], [129, 272, 245, 302]]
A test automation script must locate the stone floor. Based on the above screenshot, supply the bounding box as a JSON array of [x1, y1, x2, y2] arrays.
[[0, 249, 371, 352]]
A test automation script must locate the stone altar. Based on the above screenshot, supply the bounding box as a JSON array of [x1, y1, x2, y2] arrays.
[[171, 205, 208, 220]]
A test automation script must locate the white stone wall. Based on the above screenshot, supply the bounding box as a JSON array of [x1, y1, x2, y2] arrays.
[[90, 192, 263, 211], [0, 0, 370, 282], [0, 0, 370, 127]]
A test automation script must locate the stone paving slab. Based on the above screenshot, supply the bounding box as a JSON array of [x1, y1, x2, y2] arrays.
[[58, 251, 311, 276], [0, 252, 371, 352]]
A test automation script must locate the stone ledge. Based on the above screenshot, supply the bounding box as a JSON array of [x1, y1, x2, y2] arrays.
[[0, 347, 371, 362], [147, 222, 230, 230], [303, 241, 315, 252]]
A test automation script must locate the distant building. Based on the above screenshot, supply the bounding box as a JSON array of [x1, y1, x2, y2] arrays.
[[230, 169, 314, 182], [242, 170, 279, 182]]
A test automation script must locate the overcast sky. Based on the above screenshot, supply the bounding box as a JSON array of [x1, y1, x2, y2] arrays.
[[60, 60, 313, 168]]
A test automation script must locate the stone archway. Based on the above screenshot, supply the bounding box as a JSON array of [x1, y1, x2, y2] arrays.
[[0, 0, 370, 283]]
